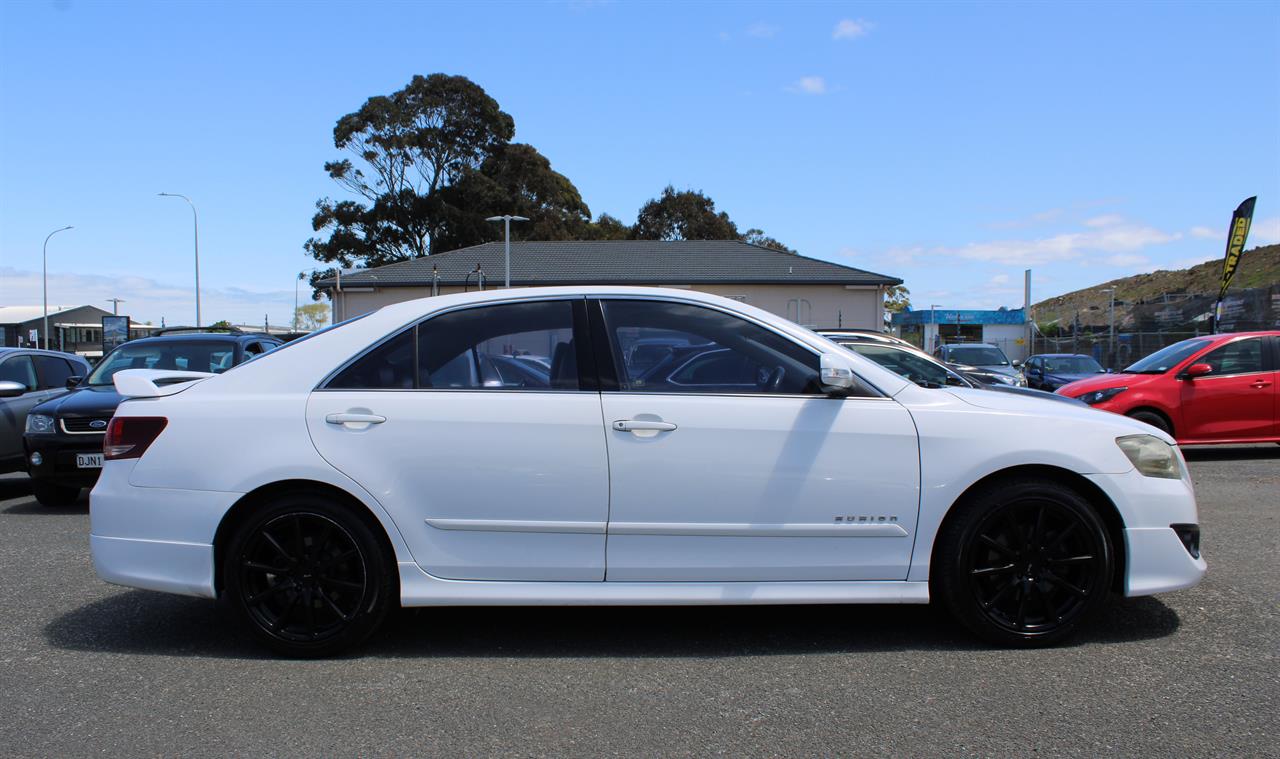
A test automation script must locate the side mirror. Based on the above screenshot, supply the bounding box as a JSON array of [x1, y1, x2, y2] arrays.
[[0, 380, 27, 398], [1105, 368, 1114, 373], [1184, 363, 1212, 379], [66, 375, 83, 389], [819, 353, 855, 396], [1012, 360, 1022, 368]]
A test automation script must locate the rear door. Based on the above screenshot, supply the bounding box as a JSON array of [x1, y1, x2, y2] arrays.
[[306, 297, 610, 581], [1178, 336, 1275, 442], [594, 298, 920, 582]]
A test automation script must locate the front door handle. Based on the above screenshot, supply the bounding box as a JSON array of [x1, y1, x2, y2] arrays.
[[1251, 381, 1272, 389], [612, 419, 677, 433], [326, 412, 387, 426]]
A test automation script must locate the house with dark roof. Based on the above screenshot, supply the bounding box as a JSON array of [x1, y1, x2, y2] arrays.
[[316, 240, 902, 330]]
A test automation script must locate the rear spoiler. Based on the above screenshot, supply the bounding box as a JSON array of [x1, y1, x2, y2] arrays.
[[113, 369, 216, 398]]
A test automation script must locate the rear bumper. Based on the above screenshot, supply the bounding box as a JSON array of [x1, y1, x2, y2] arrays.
[[89, 461, 239, 599], [90, 535, 216, 598]]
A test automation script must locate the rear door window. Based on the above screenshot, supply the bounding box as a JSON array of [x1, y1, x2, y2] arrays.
[[33, 356, 76, 389], [0, 355, 37, 391]]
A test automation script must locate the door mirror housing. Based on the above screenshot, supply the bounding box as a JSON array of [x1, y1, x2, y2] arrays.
[[819, 353, 856, 396], [0, 380, 27, 398], [66, 375, 83, 389], [1012, 360, 1022, 368], [1184, 362, 1213, 379]]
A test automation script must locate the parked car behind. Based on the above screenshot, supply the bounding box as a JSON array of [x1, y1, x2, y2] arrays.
[[818, 333, 1081, 404], [23, 329, 280, 505], [91, 288, 1203, 656], [1056, 331, 1279, 444], [934, 343, 1026, 386], [1024, 353, 1108, 391], [0, 348, 92, 474]]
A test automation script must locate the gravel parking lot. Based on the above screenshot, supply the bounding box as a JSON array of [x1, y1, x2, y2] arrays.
[[0, 447, 1276, 757]]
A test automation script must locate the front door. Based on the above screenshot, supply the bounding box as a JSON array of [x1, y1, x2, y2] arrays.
[[594, 298, 920, 582], [307, 298, 610, 581], [1178, 336, 1275, 442], [0, 355, 60, 463]]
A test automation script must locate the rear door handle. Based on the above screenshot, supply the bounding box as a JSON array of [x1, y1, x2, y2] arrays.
[[612, 420, 677, 432], [326, 412, 386, 426]]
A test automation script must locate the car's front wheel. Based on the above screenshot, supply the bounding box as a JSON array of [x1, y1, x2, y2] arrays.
[[935, 479, 1114, 647], [223, 494, 395, 657], [32, 482, 81, 507]]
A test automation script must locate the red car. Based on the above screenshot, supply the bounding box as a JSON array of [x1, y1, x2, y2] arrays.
[[1057, 331, 1279, 445]]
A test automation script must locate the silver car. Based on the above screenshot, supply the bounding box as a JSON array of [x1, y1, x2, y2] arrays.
[[0, 347, 92, 474]]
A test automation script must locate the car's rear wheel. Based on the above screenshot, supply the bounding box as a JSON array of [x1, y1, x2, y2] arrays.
[[1127, 409, 1171, 435], [935, 479, 1114, 647], [32, 481, 81, 507], [223, 494, 394, 657]]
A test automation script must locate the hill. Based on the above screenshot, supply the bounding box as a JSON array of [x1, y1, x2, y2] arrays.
[[1032, 244, 1280, 329]]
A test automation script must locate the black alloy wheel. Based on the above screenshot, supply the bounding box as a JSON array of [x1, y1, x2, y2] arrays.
[[1127, 410, 1172, 435], [224, 495, 394, 657], [936, 479, 1113, 646]]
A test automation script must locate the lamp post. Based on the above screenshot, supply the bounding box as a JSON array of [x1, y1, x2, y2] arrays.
[[158, 192, 201, 327], [42, 225, 73, 350], [930, 304, 941, 351], [106, 298, 125, 315], [484, 215, 529, 288], [1100, 288, 1116, 367]]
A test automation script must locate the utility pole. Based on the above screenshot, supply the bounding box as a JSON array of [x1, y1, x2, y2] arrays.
[[1101, 288, 1117, 368], [107, 298, 125, 315]]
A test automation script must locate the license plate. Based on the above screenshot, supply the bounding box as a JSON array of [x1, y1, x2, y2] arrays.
[[76, 453, 103, 469]]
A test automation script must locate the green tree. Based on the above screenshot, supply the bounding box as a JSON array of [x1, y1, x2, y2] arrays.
[[305, 74, 516, 270], [294, 303, 330, 331], [581, 213, 631, 240], [742, 228, 795, 253], [884, 285, 911, 314], [631, 186, 740, 241]]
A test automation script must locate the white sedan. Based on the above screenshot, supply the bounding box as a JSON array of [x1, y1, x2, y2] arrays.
[[90, 287, 1205, 656]]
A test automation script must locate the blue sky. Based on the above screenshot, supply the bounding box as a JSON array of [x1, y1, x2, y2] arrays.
[[2, 0, 1278, 326]]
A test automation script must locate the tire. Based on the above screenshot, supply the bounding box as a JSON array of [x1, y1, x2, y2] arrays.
[[32, 481, 81, 507], [223, 493, 395, 657], [934, 479, 1114, 647], [1127, 410, 1171, 435]]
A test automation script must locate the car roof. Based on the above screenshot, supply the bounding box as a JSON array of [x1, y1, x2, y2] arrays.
[[122, 333, 267, 346], [0, 347, 89, 361], [1032, 353, 1093, 358]]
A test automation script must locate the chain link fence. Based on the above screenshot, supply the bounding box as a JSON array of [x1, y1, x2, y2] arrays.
[[1031, 331, 1208, 371]]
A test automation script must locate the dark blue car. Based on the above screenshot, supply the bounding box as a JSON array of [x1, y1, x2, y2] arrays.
[[1023, 353, 1107, 391]]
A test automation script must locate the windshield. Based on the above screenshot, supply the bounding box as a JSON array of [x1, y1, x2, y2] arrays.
[[1124, 338, 1210, 374], [87, 340, 237, 386], [1042, 356, 1104, 374], [845, 343, 966, 388], [946, 345, 1009, 366]]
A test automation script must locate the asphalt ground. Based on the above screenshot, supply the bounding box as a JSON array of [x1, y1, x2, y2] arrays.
[[0, 446, 1276, 757]]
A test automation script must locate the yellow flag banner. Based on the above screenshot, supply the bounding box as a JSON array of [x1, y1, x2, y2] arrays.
[[1217, 196, 1256, 302]]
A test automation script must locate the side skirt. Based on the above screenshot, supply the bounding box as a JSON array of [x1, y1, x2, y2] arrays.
[[398, 563, 930, 606]]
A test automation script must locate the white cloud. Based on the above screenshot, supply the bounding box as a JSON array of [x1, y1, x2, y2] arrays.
[[833, 19, 871, 39], [0, 266, 304, 327], [1083, 214, 1124, 228], [1250, 216, 1280, 245], [746, 22, 779, 38], [988, 274, 1010, 286], [789, 76, 827, 95], [935, 222, 1181, 266], [1189, 225, 1219, 239]]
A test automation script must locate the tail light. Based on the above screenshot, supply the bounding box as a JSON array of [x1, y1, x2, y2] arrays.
[[104, 416, 168, 460]]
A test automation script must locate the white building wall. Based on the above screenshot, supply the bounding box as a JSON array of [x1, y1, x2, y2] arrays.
[[334, 284, 885, 331], [981, 324, 1031, 362]]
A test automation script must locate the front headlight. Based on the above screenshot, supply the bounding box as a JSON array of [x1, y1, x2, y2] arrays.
[[1116, 434, 1183, 479], [1079, 386, 1127, 405], [1015, 373, 1027, 387], [25, 414, 55, 434]]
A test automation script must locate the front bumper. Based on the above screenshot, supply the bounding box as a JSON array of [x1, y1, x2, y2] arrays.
[[90, 461, 241, 599], [1085, 469, 1206, 596], [24, 434, 105, 488]]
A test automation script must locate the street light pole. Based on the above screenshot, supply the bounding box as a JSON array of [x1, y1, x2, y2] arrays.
[[107, 298, 126, 315], [930, 304, 941, 351], [1101, 288, 1116, 368], [485, 215, 529, 288], [42, 225, 73, 350], [158, 193, 201, 327]]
